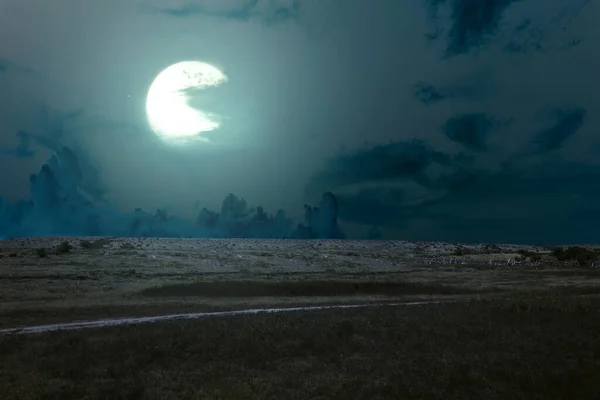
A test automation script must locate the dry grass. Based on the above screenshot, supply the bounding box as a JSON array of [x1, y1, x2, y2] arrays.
[[139, 279, 484, 298], [2, 296, 600, 399], [2, 236, 600, 329]]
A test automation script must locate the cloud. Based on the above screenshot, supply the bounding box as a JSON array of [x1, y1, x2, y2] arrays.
[[14, 107, 108, 202], [503, 0, 592, 53], [0, 131, 35, 158], [0, 146, 345, 239], [531, 107, 586, 154], [426, 0, 522, 57], [308, 140, 453, 193], [336, 187, 406, 227], [425, 0, 590, 57], [307, 134, 600, 244], [442, 113, 500, 151], [0, 57, 34, 75], [142, 0, 300, 25], [294, 192, 345, 239], [411, 74, 493, 106], [502, 18, 543, 53], [411, 83, 447, 105]]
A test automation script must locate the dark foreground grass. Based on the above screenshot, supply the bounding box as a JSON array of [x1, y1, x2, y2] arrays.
[[140, 279, 482, 298], [0, 298, 404, 329], [0, 304, 233, 329], [1, 296, 600, 399]]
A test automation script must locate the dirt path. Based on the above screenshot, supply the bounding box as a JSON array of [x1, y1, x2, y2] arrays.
[[0, 300, 453, 335]]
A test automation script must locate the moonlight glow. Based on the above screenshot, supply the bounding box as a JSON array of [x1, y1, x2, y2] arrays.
[[146, 61, 228, 144]]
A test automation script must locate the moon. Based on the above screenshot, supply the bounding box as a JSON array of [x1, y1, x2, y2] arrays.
[[146, 61, 228, 144]]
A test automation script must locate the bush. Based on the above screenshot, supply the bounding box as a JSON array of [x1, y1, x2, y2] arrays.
[[453, 247, 474, 256], [36, 248, 47, 258], [516, 250, 542, 262], [120, 243, 136, 250], [551, 246, 599, 266], [483, 244, 502, 254], [79, 238, 113, 249], [55, 241, 73, 255]]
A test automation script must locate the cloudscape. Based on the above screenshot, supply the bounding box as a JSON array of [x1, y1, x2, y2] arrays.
[[0, 0, 598, 244]]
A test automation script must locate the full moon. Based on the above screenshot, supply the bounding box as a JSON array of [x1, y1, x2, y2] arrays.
[[146, 61, 228, 144]]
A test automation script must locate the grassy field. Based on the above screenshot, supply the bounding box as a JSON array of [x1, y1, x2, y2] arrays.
[[1, 296, 600, 399], [2, 236, 600, 329], [2, 237, 600, 398]]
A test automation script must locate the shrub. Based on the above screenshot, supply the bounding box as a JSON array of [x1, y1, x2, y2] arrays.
[[120, 242, 136, 250], [36, 248, 47, 258], [516, 250, 542, 262], [551, 246, 599, 266], [453, 247, 473, 256], [79, 238, 113, 249], [483, 244, 502, 254], [56, 241, 73, 255]]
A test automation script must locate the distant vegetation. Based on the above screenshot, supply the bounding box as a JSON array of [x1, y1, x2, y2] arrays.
[[55, 241, 72, 255], [551, 246, 600, 267], [79, 238, 113, 249], [119, 242, 136, 250], [516, 250, 542, 262], [453, 244, 503, 256], [450, 245, 600, 267]]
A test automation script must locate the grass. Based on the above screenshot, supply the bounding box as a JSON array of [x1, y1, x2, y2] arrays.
[[139, 279, 483, 298], [1, 296, 600, 399], [0, 299, 404, 329]]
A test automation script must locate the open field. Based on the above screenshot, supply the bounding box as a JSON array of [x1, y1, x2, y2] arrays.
[[2, 237, 600, 398], [2, 236, 600, 328], [2, 296, 600, 399]]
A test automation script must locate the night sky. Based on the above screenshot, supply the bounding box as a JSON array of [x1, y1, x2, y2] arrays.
[[0, 0, 598, 244]]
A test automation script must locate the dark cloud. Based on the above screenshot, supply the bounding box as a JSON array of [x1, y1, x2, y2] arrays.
[[294, 192, 345, 239], [336, 187, 405, 227], [308, 140, 453, 193], [426, 0, 522, 57], [442, 113, 499, 151], [502, 18, 543, 53], [0, 131, 35, 158], [412, 81, 491, 106], [306, 135, 600, 244], [413, 160, 600, 244], [503, 8, 587, 54], [142, 0, 300, 25], [0, 147, 344, 239], [412, 83, 447, 105], [426, 0, 590, 57], [16, 108, 108, 202], [0, 57, 33, 75], [531, 107, 586, 154], [363, 226, 382, 240]]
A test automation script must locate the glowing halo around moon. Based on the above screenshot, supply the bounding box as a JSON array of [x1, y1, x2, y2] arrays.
[[146, 61, 228, 144]]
